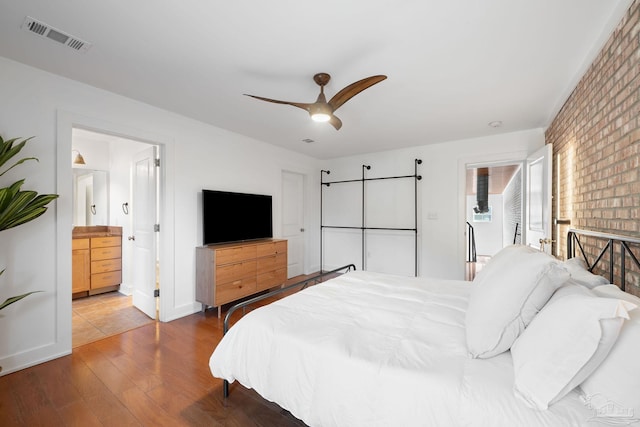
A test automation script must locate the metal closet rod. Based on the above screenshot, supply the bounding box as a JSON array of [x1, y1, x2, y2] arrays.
[[322, 225, 417, 231], [321, 159, 423, 185], [322, 174, 422, 185]]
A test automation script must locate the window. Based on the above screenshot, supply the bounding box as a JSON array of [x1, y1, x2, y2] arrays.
[[473, 206, 492, 222]]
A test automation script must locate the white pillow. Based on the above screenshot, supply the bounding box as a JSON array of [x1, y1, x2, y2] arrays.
[[466, 245, 570, 358], [511, 283, 636, 410], [563, 257, 609, 288], [580, 285, 640, 420]]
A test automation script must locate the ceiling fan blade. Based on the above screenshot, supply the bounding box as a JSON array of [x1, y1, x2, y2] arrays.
[[328, 75, 387, 111], [244, 94, 311, 112], [329, 115, 342, 130]]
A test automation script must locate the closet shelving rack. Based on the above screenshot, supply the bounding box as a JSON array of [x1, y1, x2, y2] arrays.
[[320, 158, 422, 276]]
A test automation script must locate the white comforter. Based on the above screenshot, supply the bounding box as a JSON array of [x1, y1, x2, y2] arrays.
[[210, 270, 594, 426]]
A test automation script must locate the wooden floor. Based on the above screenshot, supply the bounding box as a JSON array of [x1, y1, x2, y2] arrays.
[[0, 275, 322, 426], [73, 292, 155, 348]]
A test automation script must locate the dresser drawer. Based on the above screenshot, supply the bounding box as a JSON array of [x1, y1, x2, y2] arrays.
[[91, 270, 122, 288], [91, 246, 122, 261], [256, 253, 287, 275], [256, 240, 287, 257], [91, 236, 121, 248], [215, 260, 256, 284], [91, 258, 121, 274], [72, 238, 90, 250], [257, 267, 287, 291], [215, 277, 257, 305], [216, 245, 257, 265]]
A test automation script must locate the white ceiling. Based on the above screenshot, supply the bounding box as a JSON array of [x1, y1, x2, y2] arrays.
[[0, 1, 632, 159]]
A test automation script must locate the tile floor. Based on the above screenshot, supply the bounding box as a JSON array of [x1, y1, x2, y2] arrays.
[[72, 291, 155, 348]]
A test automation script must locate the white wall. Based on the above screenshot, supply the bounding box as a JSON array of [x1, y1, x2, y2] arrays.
[[322, 130, 544, 279], [0, 56, 321, 374]]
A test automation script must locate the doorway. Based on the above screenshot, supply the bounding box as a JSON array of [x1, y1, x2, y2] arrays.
[[465, 163, 522, 280], [281, 170, 306, 277], [71, 127, 160, 347]]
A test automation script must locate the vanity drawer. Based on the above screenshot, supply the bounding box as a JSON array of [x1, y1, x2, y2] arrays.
[[91, 270, 122, 288], [91, 258, 121, 274], [91, 246, 121, 261], [91, 236, 121, 248]]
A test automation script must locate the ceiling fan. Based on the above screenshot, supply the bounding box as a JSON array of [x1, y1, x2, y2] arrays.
[[244, 73, 387, 130]]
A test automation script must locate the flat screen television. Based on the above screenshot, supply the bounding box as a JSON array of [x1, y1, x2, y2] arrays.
[[202, 189, 273, 245]]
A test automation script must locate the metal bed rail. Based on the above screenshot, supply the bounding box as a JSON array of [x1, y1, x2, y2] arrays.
[[222, 263, 356, 397], [567, 228, 640, 291]]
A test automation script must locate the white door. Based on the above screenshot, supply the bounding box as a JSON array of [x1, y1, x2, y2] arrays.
[[282, 171, 305, 277], [525, 144, 553, 253], [131, 146, 158, 319]]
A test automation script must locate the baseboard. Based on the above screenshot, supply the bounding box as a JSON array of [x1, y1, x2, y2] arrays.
[[0, 342, 71, 376]]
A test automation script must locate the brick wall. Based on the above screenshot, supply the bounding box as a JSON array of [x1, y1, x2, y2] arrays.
[[546, 0, 640, 294]]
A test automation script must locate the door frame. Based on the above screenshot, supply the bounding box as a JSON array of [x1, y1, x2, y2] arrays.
[[457, 148, 533, 277], [57, 111, 174, 353], [464, 160, 523, 256]]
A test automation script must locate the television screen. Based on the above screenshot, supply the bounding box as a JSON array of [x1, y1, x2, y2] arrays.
[[202, 190, 273, 245]]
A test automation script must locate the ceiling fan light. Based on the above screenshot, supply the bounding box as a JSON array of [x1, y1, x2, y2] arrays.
[[311, 113, 331, 122], [309, 102, 332, 123]]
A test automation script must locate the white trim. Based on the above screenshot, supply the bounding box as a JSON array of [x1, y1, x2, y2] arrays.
[[56, 111, 179, 335]]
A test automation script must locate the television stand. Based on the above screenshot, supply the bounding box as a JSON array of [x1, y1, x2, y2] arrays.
[[195, 239, 287, 317]]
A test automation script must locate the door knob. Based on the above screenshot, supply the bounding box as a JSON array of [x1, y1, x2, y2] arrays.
[[539, 237, 555, 251], [128, 235, 136, 241], [300, 228, 305, 232]]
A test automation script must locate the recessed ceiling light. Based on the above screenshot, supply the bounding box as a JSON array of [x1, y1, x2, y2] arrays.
[[302, 138, 314, 143], [488, 121, 503, 128]]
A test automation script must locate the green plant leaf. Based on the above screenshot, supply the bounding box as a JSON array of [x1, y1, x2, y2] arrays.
[[0, 157, 38, 178], [0, 189, 58, 232], [0, 190, 38, 225], [0, 291, 43, 311], [0, 180, 23, 212], [0, 137, 37, 177]]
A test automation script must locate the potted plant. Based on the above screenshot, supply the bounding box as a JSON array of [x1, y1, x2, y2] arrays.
[[0, 135, 58, 310]]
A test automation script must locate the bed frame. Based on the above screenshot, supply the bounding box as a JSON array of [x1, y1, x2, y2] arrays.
[[221, 263, 357, 397], [566, 228, 640, 292]]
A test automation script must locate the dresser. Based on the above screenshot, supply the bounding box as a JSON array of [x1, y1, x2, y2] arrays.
[[196, 239, 287, 316], [72, 226, 123, 298]]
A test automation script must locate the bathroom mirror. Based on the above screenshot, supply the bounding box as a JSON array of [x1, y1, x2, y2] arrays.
[[73, 169, 109, 226]]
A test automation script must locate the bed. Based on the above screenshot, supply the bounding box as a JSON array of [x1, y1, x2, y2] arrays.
[[209, 230, 640, 426]]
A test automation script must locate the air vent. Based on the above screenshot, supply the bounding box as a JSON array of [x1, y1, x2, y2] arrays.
[[21, 16, 92, 53]]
